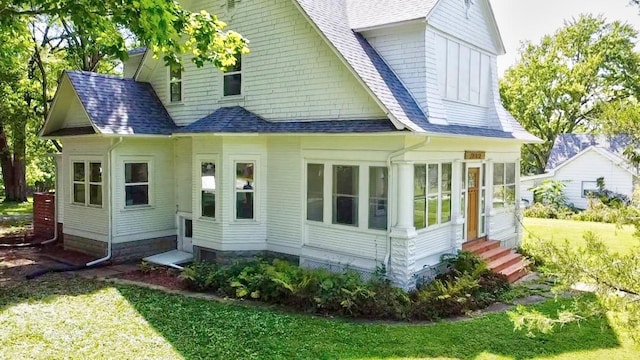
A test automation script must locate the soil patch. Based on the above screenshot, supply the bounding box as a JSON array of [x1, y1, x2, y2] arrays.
[[116, 268, 185, 291]]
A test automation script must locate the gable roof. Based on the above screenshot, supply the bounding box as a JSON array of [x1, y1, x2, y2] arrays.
[[42, 71, 176, 136], [346, 0, 438, 30], [546, 134, 632, 171]]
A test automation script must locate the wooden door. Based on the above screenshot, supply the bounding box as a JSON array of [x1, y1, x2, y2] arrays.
[[466, 168, 480, 241]]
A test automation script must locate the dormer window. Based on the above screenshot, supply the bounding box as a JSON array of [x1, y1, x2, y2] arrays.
[[169, 64, 182, 103], [223, 55, 242, 97]]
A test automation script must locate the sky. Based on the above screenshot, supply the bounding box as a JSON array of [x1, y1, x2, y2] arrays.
[[489, 0, 640, 75]]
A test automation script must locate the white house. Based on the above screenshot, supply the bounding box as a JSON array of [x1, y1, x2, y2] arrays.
[[40, 0, 538, 288], [521, 134, 638, 209]]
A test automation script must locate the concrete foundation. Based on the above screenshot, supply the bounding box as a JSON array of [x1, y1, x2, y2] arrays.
[[63, 234, 177, 263]]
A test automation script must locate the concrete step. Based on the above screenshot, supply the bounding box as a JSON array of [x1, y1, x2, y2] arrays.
[[499, 259, 531, 283], [487, 252, 523, 273], [461, 236, 488, 250], [464, 240, 500, 255], [477, 246, 512, 262]]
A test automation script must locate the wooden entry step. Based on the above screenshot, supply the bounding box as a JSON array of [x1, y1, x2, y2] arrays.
[[462, 239, 530, 283]]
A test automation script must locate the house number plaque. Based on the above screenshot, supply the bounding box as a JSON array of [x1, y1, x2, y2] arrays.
[[464, 151, 485, 160]]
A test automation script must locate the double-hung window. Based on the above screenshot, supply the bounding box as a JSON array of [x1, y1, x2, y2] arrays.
[[223, 55, 242, 96], [235, 162, 255, 220], [201, 162, 216, 218], [125, 162, 149, 207], [414, 163, 452, 229], [72, 160, 103, 206], [169, 64, 182, 103], [333, 165, 358, 226], [493, 163, 516, 208]]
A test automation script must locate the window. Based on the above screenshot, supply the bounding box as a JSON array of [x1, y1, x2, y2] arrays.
[[582, 181, 598, 198], [235, 162, 254, 220], [223, 55, 242, 96], [72, 160, 102, 206], [493, 162, 516, 208], [369, 167, 388, 230], [201, 162, 216, 218], [169, 64, 182, 103], [414, 163, 452, 229], [307, 164, 324, 222], [333, 165, 358, 226], [125, 162, 149, 206]]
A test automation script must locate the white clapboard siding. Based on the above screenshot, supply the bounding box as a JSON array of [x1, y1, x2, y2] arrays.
[[112, 139, 176, 243], [146, 0, 386, 126], [266, 137, 303, 254], [428, 0, 501, 55], [60, 138, 112, 239], [554, 149, 634, 210], [305, 223, 388, 262], [175, 137, 193, 213], [414, 225, 458, 268]]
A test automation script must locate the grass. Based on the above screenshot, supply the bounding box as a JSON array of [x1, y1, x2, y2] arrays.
[[1, 274, 639, 359], [0, 196, 33, 215], [523, 217, 640, 254]]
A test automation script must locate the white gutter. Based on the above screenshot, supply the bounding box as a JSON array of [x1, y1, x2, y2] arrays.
[[87, 137, 124, 267], [384, 136, 430, 270]]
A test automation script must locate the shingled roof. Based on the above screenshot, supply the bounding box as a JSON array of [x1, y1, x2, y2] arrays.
[[64, 71, 176, 135], [546, 134, 632, 171], [346, 0, 438, 30]]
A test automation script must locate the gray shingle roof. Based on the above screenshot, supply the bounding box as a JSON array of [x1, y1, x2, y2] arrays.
[[65, 71, 176, 135], [176, 106, 398, 133], [546, 134, 632, 171], [346, 0, 438, 30], [128, 47, 147, 56]]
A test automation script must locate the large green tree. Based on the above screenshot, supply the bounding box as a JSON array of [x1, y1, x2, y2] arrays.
[[500, 15, 640, 175], [0, 0, 249, 201]]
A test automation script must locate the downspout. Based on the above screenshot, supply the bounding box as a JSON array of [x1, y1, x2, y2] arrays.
[[86, 137, 123, 267], [384, 136, 430, 270]]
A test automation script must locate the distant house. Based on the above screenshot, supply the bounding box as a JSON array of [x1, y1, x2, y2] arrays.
[[521, 134, 638, 209], [40, 0, 538, 288]]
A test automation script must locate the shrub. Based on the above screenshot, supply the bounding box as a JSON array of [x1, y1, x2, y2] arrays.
[[181, 253, 510, 322], [524, 202, 574, 219]]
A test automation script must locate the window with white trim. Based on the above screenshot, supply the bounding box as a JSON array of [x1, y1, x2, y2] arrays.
[[223, 55, 242, 96], [307, 164, 324, 222], [493, 162, 516, 208], [582, 181, 598, 198], [333, 165, 358, 226], [200, 162, 216, 218], [125, 162, 149, 206], [235, 162, 254, 220], [414, 163, 452, 229], [369, 167, 388, 230], [72, 160, 103, 206], [169, 64, 182, 103]]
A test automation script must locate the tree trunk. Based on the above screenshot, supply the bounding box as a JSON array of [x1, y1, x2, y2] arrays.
[[0, 121, 28, 203]]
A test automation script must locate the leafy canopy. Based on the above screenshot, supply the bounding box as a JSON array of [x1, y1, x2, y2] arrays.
[[500, 15, 640, 174], [0, 0, 249, 69]]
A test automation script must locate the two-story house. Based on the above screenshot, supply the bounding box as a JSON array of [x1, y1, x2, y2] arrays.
[[40, 0, 539, 288]]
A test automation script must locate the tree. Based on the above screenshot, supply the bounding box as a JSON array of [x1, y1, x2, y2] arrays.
[[0, 0, 249, 201], [500, 15, 640, 175]]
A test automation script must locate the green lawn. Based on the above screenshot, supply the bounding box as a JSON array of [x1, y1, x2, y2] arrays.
[[1, 274, 638, 359], [0, 197, 33, 215], [523, 218, 640, 254]]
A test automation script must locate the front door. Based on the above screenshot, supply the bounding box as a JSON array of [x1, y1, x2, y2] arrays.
[[466, 167, 480, 240], [179, 216, 193, 253]]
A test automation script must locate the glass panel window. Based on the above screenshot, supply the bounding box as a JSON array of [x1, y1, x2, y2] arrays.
[[201, 162, 216, 218], [235, 162, 255, 220], [74, 162, 85, 182], [493, 162, 516, 208], [582, 181, 598, 198], [169, 64, 182, 103], [441, 164, 452, 223], [184, 219, 193, 238], [414, 165, 427, 229], [73, 184, 85, 204], [72, 161, 103, 206], [307, 164, 324, 222], [333, 165, 358, 226], [125, 162, 149, 206], [72, 162, 85, 204], [223, 55, 242, 96], [369, 167, 388, 230]]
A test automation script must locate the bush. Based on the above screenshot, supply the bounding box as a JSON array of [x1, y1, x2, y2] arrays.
[[570, 199, 640, 224], [524, 202, 574, 219], [180, 252, 510, 321]]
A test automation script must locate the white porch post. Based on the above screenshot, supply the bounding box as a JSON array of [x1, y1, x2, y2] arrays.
[[451, 160, 465, 250], [389, 161, 417, 290], [486, 159, 495, 239], [515, 158, 524, 247]]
